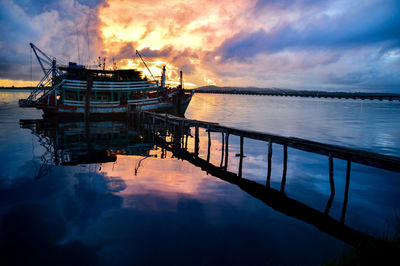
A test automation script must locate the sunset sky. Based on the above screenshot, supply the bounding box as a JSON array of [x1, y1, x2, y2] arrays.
[[0, 0, 399, 91]]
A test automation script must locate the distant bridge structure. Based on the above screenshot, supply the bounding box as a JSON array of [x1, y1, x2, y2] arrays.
[[194, 89, 400, 101]]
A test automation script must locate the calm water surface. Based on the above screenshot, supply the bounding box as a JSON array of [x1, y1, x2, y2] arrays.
[[1, 91, 399, 265]]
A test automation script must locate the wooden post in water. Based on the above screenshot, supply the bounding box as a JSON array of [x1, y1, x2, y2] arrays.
[[329, 153, 335, 195], [180, 121, 185, 148], [238, 135, 244, 178], [341, 160, 351, 223], [207, 127, 211, 163], [325, 152, 336, 214], [280, 144, 288, 192], [266, 138, 272, 187], [220, 132, 225, 168], [224, 131, 230, 170], [195, 125, 199, 155]]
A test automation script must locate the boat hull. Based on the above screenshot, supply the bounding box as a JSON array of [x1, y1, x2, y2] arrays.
[[40, 92, 193, 119]]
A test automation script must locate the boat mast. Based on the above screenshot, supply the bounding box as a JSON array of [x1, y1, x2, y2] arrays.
[[180, 70, 183, 89], [161, 66, 166, 89]]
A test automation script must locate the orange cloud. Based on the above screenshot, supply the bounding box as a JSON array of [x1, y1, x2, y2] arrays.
[[97, 0, 254, 87]]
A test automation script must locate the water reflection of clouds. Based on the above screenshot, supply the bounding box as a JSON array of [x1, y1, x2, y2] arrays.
[[100, 154, 225, 210], [0, 160, 125, 265], [2, 91, 400, 264]]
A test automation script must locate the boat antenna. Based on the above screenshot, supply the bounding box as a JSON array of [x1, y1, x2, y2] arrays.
[[136, 50, 155, 81]]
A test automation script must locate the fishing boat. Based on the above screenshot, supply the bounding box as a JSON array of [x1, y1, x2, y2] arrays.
[[19, 43, 193, 118]]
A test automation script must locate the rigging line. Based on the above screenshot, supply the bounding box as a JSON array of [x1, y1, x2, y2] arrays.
[[55, 56, 68, 65], [143, 53, 165, 72], [30, 47, 32, 82], [136, 50, 156, 81], [76, 25, 81, 64], [86, 13, 90, 66]]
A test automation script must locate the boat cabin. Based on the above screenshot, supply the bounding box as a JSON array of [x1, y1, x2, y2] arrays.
[[58, 64, 161, 106]]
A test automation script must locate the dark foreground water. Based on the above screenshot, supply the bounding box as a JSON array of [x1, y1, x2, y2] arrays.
[[0, 91, 400, 265]]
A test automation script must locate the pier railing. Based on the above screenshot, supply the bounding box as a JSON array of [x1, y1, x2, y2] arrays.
[[132, 111, 400, 173]]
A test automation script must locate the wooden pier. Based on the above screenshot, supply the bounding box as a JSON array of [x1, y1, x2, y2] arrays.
[[127, 110, 400, 243], [127, 110, 400, 249]]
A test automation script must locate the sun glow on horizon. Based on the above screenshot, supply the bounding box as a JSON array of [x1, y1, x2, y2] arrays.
[[0, 79, 38, 87]]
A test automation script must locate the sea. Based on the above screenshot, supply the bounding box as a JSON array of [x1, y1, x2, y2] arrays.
[[0, 90, 399, 265]]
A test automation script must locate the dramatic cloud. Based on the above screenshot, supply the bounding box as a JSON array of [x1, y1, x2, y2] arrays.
[[0, 0, 105, 81], [0, 0, 399, 91], [216, 1, 400, 60]]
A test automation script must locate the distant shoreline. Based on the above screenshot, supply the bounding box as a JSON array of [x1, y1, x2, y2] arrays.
[[0, 87, 35, 90], [194, 86, 400, 101]]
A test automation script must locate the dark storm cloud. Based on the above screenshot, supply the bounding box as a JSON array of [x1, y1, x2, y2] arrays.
[[13, 0, 106, 14], [254, 0, 326, 10], [112, 43, 136, 61], [0, 0, 105, 81], [140, 46, 175, 58], [326, 71, 400, 90], [216, 0, 400, 61], [137, 47, 197, 75]]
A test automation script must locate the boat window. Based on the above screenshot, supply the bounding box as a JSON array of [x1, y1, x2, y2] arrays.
[[65, 91, 78, 100], [96, 92, 109, 101], [129, 91, 142, 100], [120, 93, 128, 105]]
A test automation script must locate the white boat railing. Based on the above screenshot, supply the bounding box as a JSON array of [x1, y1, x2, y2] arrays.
[[63, 97, 162, 107], [63, 79, 159, 91]]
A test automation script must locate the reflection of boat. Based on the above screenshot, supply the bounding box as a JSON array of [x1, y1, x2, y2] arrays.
[[20, 119, 155, 166], [19, 43, 193, 117]]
